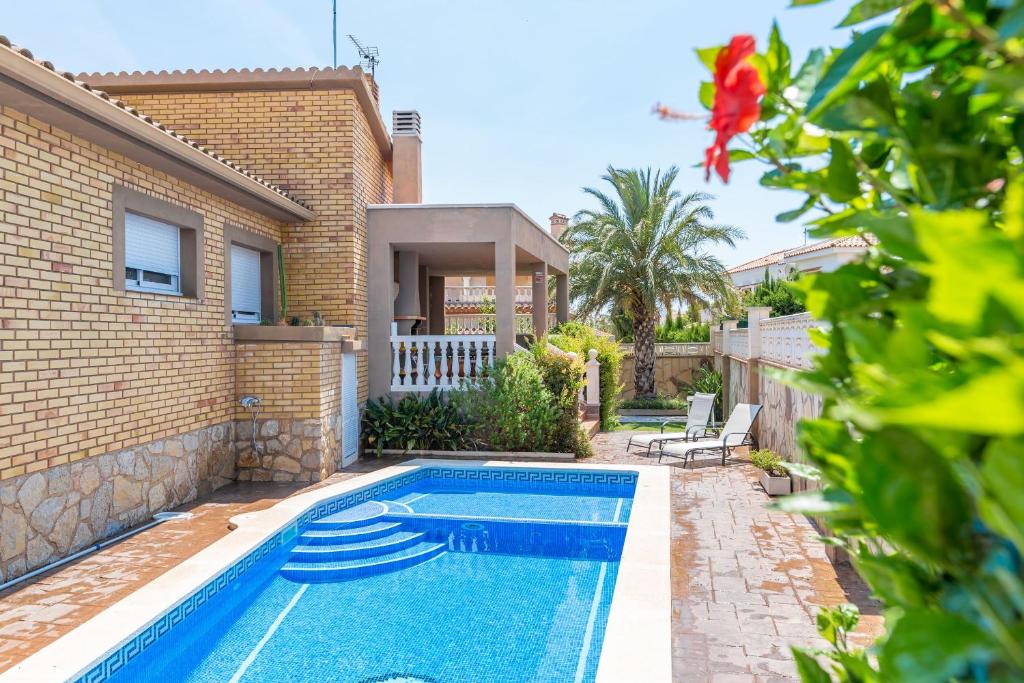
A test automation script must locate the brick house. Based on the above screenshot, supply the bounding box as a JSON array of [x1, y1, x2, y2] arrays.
[[0, 38, 568, 581]]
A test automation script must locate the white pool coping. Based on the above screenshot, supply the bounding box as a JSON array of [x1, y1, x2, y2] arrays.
[[0, 459, 671, 683]]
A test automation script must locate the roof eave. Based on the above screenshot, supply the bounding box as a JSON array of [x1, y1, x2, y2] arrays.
[[0, 47, 315, 222]]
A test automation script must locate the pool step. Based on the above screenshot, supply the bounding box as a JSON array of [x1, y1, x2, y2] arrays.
[[307, 501, 388, 530], [299, 521, 403, 545], [290, 530, 426, 562], [280, 541, 446, 583]]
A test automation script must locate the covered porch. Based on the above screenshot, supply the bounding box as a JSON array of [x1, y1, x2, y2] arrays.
[[367, 204, 570, 399]]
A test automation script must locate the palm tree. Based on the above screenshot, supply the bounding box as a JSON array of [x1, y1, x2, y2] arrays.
[[562, 166, 743, 399]]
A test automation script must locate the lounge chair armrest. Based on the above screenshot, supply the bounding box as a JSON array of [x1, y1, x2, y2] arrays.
[[722, 431, 755, 447]]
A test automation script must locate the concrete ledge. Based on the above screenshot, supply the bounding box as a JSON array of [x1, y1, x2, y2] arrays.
[[379, 449, 574, 462], [233, 325, 357, 344]]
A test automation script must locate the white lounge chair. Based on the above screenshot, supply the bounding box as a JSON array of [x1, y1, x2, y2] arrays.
[[626, 392, 717, 456], [655, 403, 762, 467]]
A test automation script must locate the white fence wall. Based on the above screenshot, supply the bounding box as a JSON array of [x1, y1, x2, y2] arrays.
[[760, 312, 827, 370]]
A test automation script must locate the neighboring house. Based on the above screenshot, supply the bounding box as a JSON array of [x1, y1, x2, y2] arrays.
[[0, 38, 567, 581], [726, 235, 877, 291]]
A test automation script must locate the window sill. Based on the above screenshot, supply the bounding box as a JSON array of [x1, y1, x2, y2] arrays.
[[125, 286, 185, 297]]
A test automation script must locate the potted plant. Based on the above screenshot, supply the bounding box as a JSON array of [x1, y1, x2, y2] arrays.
[[750, 449, 791, 496]]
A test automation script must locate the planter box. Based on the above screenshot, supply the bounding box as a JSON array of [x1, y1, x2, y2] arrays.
[[618, 409, 687, 417], [379, 449, 574, 462], [759, 470, 792, 496]]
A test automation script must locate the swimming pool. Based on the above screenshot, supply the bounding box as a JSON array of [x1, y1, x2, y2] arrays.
[[3, 461, 671, 683]]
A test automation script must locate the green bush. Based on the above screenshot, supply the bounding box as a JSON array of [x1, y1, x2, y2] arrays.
[[456, 353, 561, 453], [362, 389, 473, 456], [549, 322, 623, 430], [750, 449, 786, 477], [741, 272, 805, 320], [691, 3, 1024, 680], [619, 395, 688, 410], [657, 321, 710, 343], [531, 342, 594, 457], [681, 364, 722, 422]]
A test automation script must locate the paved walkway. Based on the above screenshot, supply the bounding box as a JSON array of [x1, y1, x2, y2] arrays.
[[0, 438, 881, 681]]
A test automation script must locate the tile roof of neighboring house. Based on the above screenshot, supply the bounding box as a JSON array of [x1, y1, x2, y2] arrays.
[[727, 235, 877, 274], [726, 248, 789, 274], [0, 36, 312, 217]]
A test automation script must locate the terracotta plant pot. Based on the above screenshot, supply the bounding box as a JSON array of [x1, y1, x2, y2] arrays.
[[759, 470, 792, 496]]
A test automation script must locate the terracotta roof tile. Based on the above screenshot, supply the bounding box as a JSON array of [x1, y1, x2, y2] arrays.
[[728, 235, 877, 273], [0, 36, 310, 212]]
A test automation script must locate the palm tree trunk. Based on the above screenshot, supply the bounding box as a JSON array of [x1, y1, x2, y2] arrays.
[[633, 307, 657, 399]]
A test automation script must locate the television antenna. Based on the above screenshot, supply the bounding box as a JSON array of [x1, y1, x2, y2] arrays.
[[348, 34, 380, 77]]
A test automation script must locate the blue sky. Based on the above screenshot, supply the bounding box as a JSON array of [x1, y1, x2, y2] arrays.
[[2, 1, 857, 267]]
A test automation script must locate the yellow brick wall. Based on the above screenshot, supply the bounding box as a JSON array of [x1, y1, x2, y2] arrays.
[[115, 89, 393, 405], [0, 106, 285, 480], [234, 343, 323, 421]]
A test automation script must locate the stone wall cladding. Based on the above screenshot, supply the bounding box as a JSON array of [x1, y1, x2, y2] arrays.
[[235, 418, 323, 483], [726, 357, 749, 416], [116, 89, 393, 401], [0, 106, 284, 481], [757, 371, 823, 493], [0, 422, 232, 581]]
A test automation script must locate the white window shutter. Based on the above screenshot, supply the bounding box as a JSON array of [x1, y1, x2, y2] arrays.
[[125, 212, 180, 276], [230, 244, 262, 318]]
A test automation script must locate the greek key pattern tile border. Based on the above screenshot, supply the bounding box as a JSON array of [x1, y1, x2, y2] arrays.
[[73, 465, 635, 682]]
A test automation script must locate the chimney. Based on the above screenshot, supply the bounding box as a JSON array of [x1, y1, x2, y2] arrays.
[[392, 110, 422, 204], [549, 212, 569, 241]]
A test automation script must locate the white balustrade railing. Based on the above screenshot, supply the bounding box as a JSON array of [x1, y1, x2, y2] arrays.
[[445, 313, 556, 335], [390, 335, 497, 392], [619, 342, 713, 357], [760, 312, 827, 370], [444, 286, 533, 305], [726, 328, 750, 359]]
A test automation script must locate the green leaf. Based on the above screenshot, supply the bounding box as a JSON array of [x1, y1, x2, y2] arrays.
[[817, 603, 861, 645], [791, 0, 831, 5], [839, 0, 907, 27], [781, 460, 821, 481], [825, 139, 860, 202], [997, 2, 1024, 40], [766, 21, 792, 88], [695, 45, 722, 72], [786, 49, 826, 109], [807, 26, 888, 114], [698, 81, 715, 110], [772, 489, 848, 515], [979, 438, 1024, 552], [791, 648, 832, 683], [880, 610, 995, 682], [776, 195, 818, 223]]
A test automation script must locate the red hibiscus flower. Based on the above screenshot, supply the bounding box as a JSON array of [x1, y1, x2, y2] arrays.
[[704, 35, 765, 183]]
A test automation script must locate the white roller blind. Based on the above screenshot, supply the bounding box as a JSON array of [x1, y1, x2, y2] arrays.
[[125, 212, 180, 276], [231, 244, 262, 317]]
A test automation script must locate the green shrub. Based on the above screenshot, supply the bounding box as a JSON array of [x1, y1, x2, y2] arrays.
[[681, 364, 722, 421], [656, 321, 710, 343], [619, 395, 688, 410], [530, 341, 594, 457], [750, 449, 787, 477], [549, 322, 623, 430], [456, 353, 560, 453], [362, 389, 472, 455], [740, 272, 805, 322]]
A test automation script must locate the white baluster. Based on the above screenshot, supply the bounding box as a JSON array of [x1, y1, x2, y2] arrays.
[[392, 340, 401, 387]]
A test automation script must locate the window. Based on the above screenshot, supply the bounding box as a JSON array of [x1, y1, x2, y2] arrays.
[[230, 244, 262, 323], [223, 225, 278, 325], [112, 185, 204, 298], [124, 212, 181, 294]]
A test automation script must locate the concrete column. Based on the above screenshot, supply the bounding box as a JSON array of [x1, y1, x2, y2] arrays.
[[555, 274, 569, 325], [394, 251, 420, 334], [532, 262, 548, 339], [720, 320, 738, 418], [746, 306, 771, 360], [495, 238, 516, 356], [368, 240, 394, 400], [585, 349, 601, 417], [428, 275, 445, 335], [418, 266, 429, 332]]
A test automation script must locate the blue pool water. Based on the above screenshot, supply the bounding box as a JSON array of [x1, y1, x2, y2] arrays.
[[91, 467, 636, 683]]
